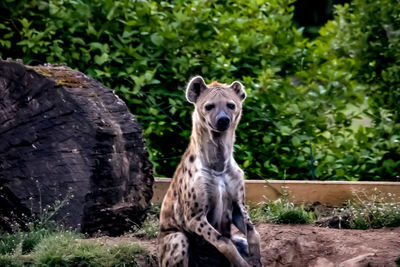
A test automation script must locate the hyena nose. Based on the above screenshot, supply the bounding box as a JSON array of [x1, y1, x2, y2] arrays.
[[216, 111, 230, 131]]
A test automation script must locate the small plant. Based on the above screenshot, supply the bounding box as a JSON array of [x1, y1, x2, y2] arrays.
[[132, 204, 160, 239], [250, 198, 317, 224], [0, 181, 77, 267], [336, 189, 400, 229], [29, 180, 74, 230], [395, 256, 400, 266]]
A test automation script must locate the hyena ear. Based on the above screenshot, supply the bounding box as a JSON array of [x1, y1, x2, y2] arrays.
[[186, 76, 208, 104], [230, 81, 246, 101]]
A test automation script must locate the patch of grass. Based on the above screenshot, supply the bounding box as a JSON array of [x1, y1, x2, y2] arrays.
[[31, 231, 147, 266], [0, 227, 53, 256], [134, 218, 159, 239], [0, 182, 151, 266], [337, 189, 400, 229], [109, 243, 147, 267], [0, 254, 22, 267], [132, 204, 160, 239], [395, 256, 400, 266], [21, 228, 52, 254], [0, 231, 22, 255], [33, 232, 97, 265], [250, 198, 317, 224], [0, 229, 149, 266]]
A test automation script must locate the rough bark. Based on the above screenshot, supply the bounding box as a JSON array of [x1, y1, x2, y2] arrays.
[[0, 60, 154, 236]]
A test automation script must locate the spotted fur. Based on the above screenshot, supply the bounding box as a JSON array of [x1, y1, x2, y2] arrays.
[[158, 76, 261, 267]]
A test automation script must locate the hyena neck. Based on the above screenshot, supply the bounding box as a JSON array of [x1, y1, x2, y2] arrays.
[[190, 121, 235, 173]]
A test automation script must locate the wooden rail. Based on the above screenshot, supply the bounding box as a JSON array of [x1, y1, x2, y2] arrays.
[[152, 178, 400, 206]]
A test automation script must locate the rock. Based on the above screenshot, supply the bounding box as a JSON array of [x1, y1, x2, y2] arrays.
[[339, 253, 376, 267], [0, 60, 154, 236], [310, 257, 335, 267]]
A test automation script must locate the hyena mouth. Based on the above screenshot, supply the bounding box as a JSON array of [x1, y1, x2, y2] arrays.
[[216, 117, 230, 131], [209, 122, 230, 132]]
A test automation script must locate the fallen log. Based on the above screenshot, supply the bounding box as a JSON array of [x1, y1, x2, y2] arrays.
[[0, 60, 154, 236]]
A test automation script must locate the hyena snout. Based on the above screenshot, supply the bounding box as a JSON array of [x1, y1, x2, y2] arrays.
[[216, 110, 231, 131]]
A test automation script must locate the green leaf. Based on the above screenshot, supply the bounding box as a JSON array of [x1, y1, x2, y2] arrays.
[[94, 53, 109, 65], [279, 125, 292, 136], [291, 136, 301, 146], [336, 169, 345, 177], [263, 136, 272, 143], [150, 33, 164, 46]]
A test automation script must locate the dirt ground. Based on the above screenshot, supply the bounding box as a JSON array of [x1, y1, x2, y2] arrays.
[[91, 224, 400, 267], [257, 224, 400, 267]]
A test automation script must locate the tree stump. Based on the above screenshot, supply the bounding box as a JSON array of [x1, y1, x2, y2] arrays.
[[0, 60, 154, 236]]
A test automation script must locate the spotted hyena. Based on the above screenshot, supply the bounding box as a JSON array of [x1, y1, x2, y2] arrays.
[[158, 76, 261, 267]]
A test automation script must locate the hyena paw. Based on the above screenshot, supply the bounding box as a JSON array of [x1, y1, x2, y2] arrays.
[[248, 257, 262, 267], [247, 244, 261, 267], [248, 244, 261, 258]]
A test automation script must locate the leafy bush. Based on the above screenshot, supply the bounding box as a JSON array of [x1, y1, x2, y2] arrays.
[[0, 0, 306, 178], [0, 0, 398, 180], [304, 0, 400, 180]]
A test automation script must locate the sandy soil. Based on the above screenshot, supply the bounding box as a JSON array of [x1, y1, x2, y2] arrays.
[[257, 224, 400, 267], [89, 224, 400, 267]]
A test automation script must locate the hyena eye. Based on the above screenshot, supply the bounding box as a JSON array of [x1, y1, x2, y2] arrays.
[[227, 103, 235, 110], [205, 104, 215, 111]]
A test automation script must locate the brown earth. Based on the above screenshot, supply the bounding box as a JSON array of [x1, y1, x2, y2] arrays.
[[89, 224, 400, 267], [257, 224, 400, 267]]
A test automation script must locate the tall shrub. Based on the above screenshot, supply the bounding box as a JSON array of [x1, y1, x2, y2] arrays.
[[1, 0, 398, 180], [305, 0, 400, 180], [0, 0, 309, 178]]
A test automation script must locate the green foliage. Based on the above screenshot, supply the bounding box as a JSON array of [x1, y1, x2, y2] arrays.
[[305, 0, 400, 180], [0, 0, 399, 180], [0, 0, 309, 178], [396, 256, 400, 267], [250, 198, 317, 224]]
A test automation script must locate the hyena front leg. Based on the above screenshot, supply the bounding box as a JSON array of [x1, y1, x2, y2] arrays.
[[158, 232, 189, 267], [234, 201, 262, 267], [229, 171, 261, 267], [186, 213, 250, 267], [232, 201, 262, 267]]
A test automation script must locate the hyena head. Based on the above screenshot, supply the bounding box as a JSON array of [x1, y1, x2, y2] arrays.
[[186, 76, 246, 133]]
